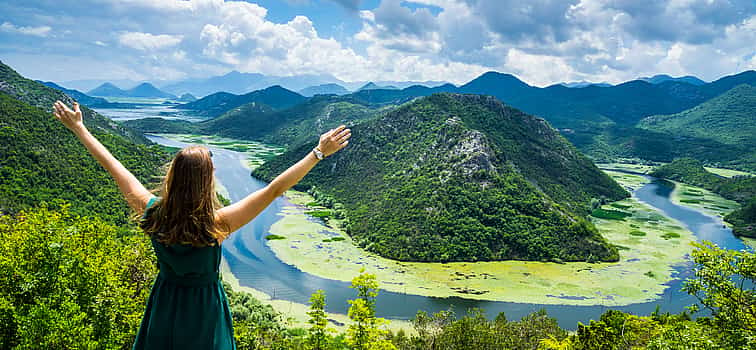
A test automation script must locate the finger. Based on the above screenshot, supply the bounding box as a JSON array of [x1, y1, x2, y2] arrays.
[[332, 128, 350, 140], [73, 102, 80, 113], [53, 110, 61, 120], [330, 125, 346, 136], [337, 131, 351, 143], [339, 140, 349, 149]]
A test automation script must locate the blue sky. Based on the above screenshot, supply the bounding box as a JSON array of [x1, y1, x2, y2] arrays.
[[0, 0, 754, 86]]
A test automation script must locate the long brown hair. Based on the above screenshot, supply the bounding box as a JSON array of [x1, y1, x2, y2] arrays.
[[141, 146, 227, 246]]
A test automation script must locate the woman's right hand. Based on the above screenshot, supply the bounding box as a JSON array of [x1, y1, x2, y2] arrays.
[[53, 100, 85, 132], [317, 125, 351, 157]]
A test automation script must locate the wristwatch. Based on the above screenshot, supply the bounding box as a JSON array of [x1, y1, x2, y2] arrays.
[[312, 147, 324, 160]]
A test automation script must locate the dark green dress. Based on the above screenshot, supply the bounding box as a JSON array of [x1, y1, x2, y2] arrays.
[[133, 197, 235, 350]]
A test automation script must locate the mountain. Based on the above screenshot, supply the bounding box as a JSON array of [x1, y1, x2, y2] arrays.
[[0, 60, 168, 224], [299, 83, 350, 97], [202, 95, 377, 146], [358, 82, 389, 91], [177, 93, 197, 102], [0, 62, 148, 144], [126, 95, 381, 148], [125, 82, 176, 99], [253, 93, 627, 263], [640, 74, 706, 86], [160, 70, 346, 97], [639, 84, 756, 145], [87, 82, 128, 97], [176, 85, 307, 118], [60, 78, 148, 92], [38, 81, 110, 106], [558, 81, 613, 88]]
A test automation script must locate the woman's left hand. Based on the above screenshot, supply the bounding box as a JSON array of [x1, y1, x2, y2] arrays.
[[53, 100, 85, 131]]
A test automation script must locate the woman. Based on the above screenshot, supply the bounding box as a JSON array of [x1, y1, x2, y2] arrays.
[[52, 100, 351, 349]]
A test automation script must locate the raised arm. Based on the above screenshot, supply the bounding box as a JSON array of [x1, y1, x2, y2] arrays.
[[217, 125, 351, 235], [53, 100, 153, 213]]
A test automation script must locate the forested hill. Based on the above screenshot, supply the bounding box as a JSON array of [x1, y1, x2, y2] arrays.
[[177, 85, 307, 118], [0, 60, 150, 145], [0, 62, 169, 225], [125, 95, 385, 148], [639, 84, 756, 145], [254, 93, 627, 263]]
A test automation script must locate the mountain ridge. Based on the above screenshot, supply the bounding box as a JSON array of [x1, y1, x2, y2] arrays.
[[253, 93, 628, 263]]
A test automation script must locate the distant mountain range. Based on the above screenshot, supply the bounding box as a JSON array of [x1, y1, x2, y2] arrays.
[[159, 71, 344, 97], [177, 85, 307, 118], [38, 81, 110, 106], [639, 74, 706, 86], [87, 82, 176, 99], [124, 68, 756, 170], [558, 81, 613, 88], [299, 83, 350, 97], [358, 82, 398, 91]]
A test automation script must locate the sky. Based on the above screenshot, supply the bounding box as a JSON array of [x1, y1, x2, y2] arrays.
[[0, 0, 754, 87]]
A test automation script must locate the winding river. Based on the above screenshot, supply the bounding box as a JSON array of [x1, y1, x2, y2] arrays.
[[147, 134, 750, 330]]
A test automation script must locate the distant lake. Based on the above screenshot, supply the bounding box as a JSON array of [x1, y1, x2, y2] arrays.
[[91, 97, 208, 122]]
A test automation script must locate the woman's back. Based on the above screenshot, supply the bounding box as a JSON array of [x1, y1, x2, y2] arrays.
[[133, 199, 235, 350]]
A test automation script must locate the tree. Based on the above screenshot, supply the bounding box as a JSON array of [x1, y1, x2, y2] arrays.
[[346, 270, 396, 350], [307, 289, 331, 350], [683, 241, 756, 348]]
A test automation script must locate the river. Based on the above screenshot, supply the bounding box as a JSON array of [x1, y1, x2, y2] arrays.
[[146, 134, 750, 330]]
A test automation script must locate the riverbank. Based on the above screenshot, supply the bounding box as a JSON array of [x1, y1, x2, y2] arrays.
[[220, 258, 413, 333], [667, 179, 740, 222], [150, 133, 284, 170], [265, 170, 698, 306]]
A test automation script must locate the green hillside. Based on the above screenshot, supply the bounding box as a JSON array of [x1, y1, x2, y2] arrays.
[[0, 61, 150, 145], [177, 85, 307, 118], [204, 95, 380, 147], [0, 93, 168, 225], [0, 61, 169, 225], [125, 95, 384, 148], [651, 158, 756, 237], [254, 94, 627, 263], [639, 84, 756, 145]]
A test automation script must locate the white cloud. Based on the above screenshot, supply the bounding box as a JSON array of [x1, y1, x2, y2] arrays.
[[0, 21, 51, 37], [118, 32, 184, 51], [1, 0, 752, 85]]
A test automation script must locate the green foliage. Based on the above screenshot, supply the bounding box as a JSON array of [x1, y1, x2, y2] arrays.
[[661, 232, 680, 239], [395, 308, 568, 350], [347, 270, 396, 350], [306, 290, 331, 350], [590, 209, 633, 221], [255, 94, 626, 263], [0, 206, 157, 349], [265, 234, 286, 240], [683, 241, 756, 348]]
